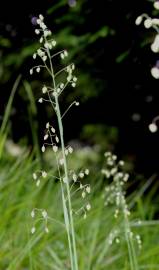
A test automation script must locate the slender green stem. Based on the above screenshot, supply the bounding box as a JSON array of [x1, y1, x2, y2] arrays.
[[45, 37, 78, 270], [55, 95, 78, 270], [117, 180, 138, 270], [124, 213, 138, 270]]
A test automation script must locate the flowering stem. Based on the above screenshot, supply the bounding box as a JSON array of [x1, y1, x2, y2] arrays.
[[32, 16, 79, 268], [46, 37, 78, 270], [55, 94, 78, 270], [123, 209, 138, 270], [117, 181, 138, 270]]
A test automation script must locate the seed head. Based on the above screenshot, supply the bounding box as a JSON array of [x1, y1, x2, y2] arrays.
[[31, 210, 35, 218], [45, 227, 49, 233], [151, 66, 159, 79], [52, 40, 56, 47], [59, 158, 64, 165], [33, 173, 37, 180], [63, 177, 67, 183], [149, 122, 158, 133], [36, 67, 40, 73], [42, 210, 47, 218], [31, 227, 36, 234], [42, 55, 47, 62], [71, 82, 76, 87], [33, 53, 37, 59], [38, 98, 43, 103], [39, 14, 44, 21], [86, 203, 91, 211], [30, 69, 33, 75], [135, 16, 143, 25], [68, 146, 73, 154], [84, 213, 87, 219], [144, 18, 152, 29], [40, 37, 43, 43], [60, 53, 65, 59], [53, 145, 58, 152], [51, 127, 56, 133], [42, 171, 47, 178], [154, 1, 159, 10], [85, 169, 89, 175], [64, 50, 68, 57], [46, 122, 49, 129], [44, 133, 48, 140], [41, 145, 46, 152], [79, 172, 84, 178], [36, 179, 41, 186], [72, 173, 77, 182], [55, 136, 59, 143], [35, 29, 40, 35], [86, 186, 91, 193], [60, 83, 64, 89]]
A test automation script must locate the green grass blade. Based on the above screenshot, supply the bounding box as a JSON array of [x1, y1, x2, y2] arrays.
[[0, 75, 21, 136]]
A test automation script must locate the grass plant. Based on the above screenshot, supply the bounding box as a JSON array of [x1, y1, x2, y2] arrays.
[[0, 12, 159, 270]]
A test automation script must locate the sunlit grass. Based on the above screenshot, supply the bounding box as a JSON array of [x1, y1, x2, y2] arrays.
[[0, 150, 159, 270]]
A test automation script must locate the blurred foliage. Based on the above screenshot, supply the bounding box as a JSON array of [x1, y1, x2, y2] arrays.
[[81, 124, 118, 150], [1, 143, 159, 269]]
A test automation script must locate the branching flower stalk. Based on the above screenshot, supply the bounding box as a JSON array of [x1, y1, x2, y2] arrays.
[[102, 152, 140, 270], [135, 10, 159, 80], [135, 1, 159, 133], [45, 30, 78, 270], [55, 95, 78, 270], [116, 176, 138, 270], [30, 15, 81, 270]]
